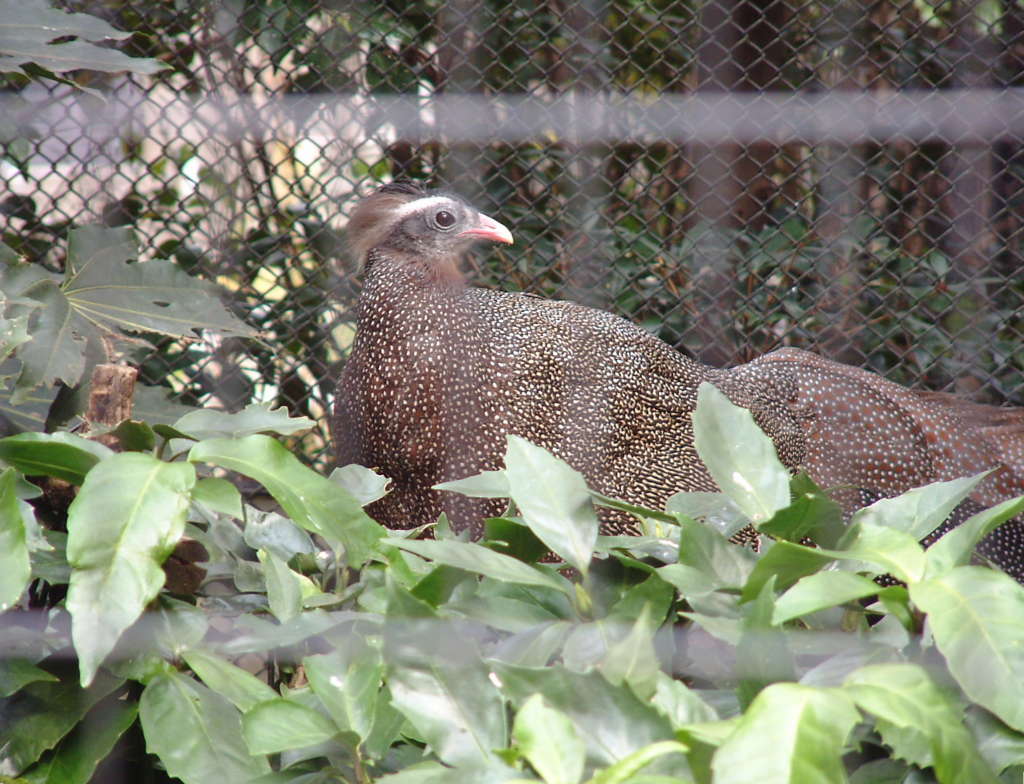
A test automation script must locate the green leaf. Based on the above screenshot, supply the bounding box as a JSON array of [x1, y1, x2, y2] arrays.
[[189, 435, 384, 567], [305, 643, 385, 742], [965, 706, 1024, 774], [492, 663, 675, 768], [650, 673, 718, 728], [772, 571, 882, 624], [383, 537, 568, 594], [504, 435, 599, 575], [691, 383, 790, 525], [173, 404, 314, 442], [330, 463, 392, 507], [844, 663, 1000, 784], [0, 0, 166, 76], [758, 473, 845, 549], [0, 363, 57, 431], [182, 649, 278, 713], [0, 432, 112, 484], [66, 453, 196, 686], [5, 226, 252, 392], [0, 659, 57, 698], [513, 694, 586, 784], [191, 477, 244, 519], [740, 540, 835, 603], [660, 517, 756, 595], [909, 567, 1024, 732], [665, 492, 747, 539], [924, 496, 1024, 578], [0, 677, 123, 776], [435, 469, 511, 499], [588, 740, 690, 784], [849, 474, 985, 540], [710, 683, 860, 784], [241, 698, 339, 754], [140, 672, 271, 783], [257, 548, 303, 623], [21, 697, 138, 784], [599, 603, 662, 701], [823, 522, 927, 584], [386, 618, 508, 768], [0, 468, 30, 611]]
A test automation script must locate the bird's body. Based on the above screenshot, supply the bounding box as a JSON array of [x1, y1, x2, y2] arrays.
[[333, 183, 1024, 578]]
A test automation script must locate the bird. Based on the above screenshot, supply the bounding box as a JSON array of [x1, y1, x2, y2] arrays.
[[332, 181, 1024, 580]]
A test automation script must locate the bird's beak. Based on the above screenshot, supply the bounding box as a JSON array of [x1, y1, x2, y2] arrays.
[[458, 212, 514, 245]]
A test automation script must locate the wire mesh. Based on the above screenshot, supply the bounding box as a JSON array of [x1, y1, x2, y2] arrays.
[[3, 0, 1023, 466]]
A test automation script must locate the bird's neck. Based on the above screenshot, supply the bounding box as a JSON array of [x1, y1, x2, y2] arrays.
[[358, 251, 470, 335]]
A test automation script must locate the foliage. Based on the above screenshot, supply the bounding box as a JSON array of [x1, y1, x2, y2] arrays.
[[0, 0, 164, 84], [0, 226, 254, 433], [2, 386, 1024, 783]]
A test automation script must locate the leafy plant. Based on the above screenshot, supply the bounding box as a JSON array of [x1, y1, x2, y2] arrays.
[[0, 0, 165, 84], [2, 383, 1023, 782], [0, 226, 254, 433]]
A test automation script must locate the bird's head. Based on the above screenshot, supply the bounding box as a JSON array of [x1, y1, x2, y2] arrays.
[[347, 181, 513, 284]]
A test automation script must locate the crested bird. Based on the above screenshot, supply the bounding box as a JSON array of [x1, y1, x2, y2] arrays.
[[333, 182, 1024, 579]]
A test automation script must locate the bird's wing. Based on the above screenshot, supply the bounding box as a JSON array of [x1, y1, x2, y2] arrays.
[[729, 347, 1024, 510]]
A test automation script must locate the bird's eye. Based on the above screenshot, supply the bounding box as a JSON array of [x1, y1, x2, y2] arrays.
[[433, 210, 456, 229]]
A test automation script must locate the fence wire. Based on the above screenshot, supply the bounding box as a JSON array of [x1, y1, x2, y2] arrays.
[[2, 0, 1023, 467]]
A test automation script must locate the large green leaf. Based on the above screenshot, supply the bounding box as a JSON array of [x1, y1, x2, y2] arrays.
[[0, 468, 29, 611], [0, 674, 121, 776], [65, 453, 196, 686], [0, 0, 165, 75], [823, 522, 927, 584], [909, 567, 1024, 732], [710, 683, 860, 784], [0, 432, 112, 484], [660, 517, 756, 595], [849, 474, 985, 540], [172, 404, 314, 442], [924, 496, 1024, 578], [491, 663, 676, 768], [20, 697, 137, 784], [691, 382, 790, 525], [844, 663, 999, 784], [140, 672, 270, 783], [503, 435, 599, 575], [241, 698, 339, 754], [513, 694, 586, 784], [385, 601, 508, 768], [772, 571, 882, 625], [182, 649, 278, 713], [189, 435, 384, 567], [383, 537, 568, 594], [257, 549, 303, 623], [4, 226, 253, 393], [305, 642, 386, 743]]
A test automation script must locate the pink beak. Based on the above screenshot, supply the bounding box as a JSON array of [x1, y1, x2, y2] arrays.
[[457, 212, 514, 245]]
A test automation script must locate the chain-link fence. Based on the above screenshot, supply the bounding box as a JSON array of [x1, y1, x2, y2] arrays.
[[3, 0, 1024, 466]]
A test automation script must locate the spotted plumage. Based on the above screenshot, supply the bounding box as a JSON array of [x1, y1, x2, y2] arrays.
[[333, 182, 1024, 580]]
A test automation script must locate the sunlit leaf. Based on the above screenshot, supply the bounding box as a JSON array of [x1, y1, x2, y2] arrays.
[[140, 672, 270, 782], [711, 683, 859, 784], [241, 698, 339, 754], [513, 694, 585, 784], [0, 468, 30, 611], [691, 383, 789, 525], [910, 567, 1024, 732], [844, 663, 999, 783], [504, 436, 598, 575], [66, 453, 195, 685], [189, 435, 383, 567]]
